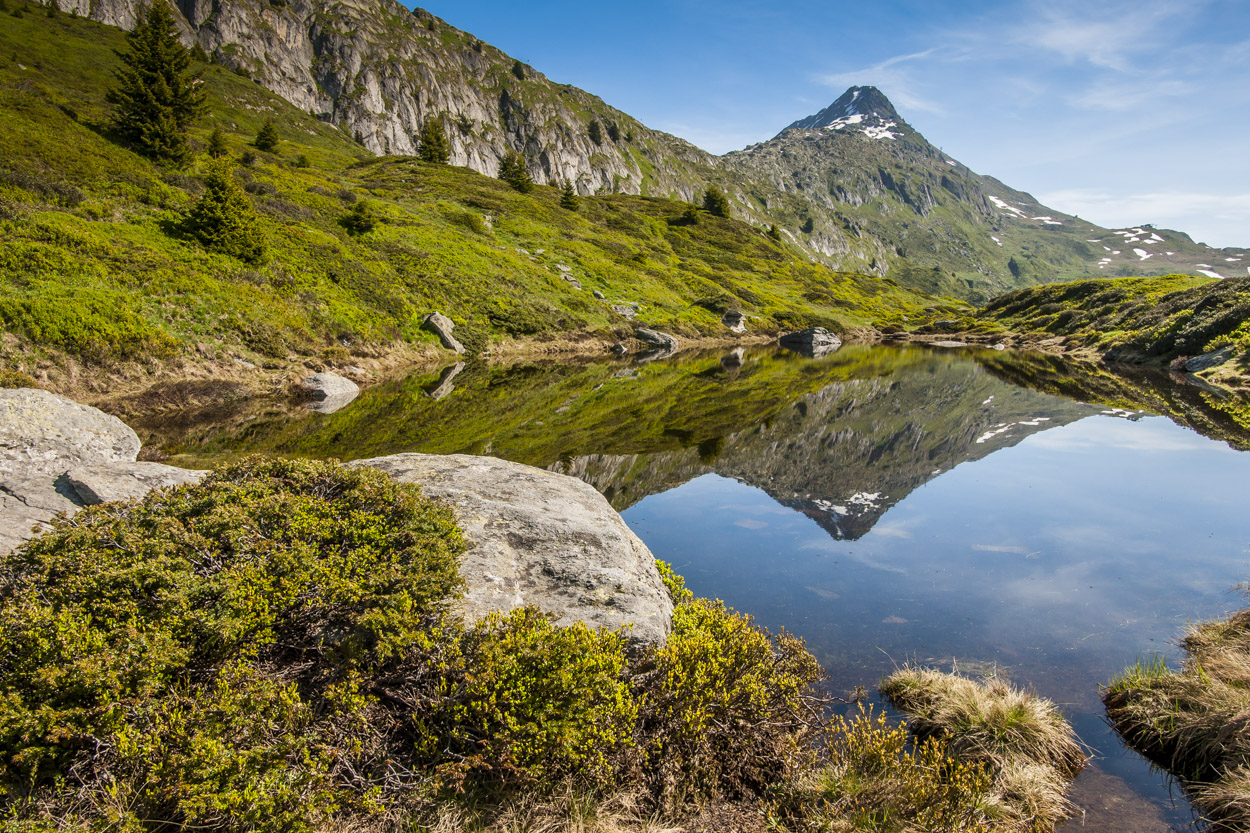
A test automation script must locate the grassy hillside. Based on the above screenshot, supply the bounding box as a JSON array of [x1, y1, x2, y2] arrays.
[[977, 275, 1250, 368], [0, 4, 951, 391]]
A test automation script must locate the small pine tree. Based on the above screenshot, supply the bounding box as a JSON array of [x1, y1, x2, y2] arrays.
[[559, 181, 578, 211], [587, 119, 603, 146], [702, 186, 730, 218], [511, 59, 525, 80], [800, 217, 815, 234], [190, 43, 209, 63], [768, 224, 782, 242], [254, 118, 280, 153], [417, 115, 450, 163], [206, 126, 228, 158], [106, 2, 207, 163], [606, 122, 621, 142], [498, 150, 533, 193], [185, 158, 267, 263], [45, 0, 58, 18], [341, 200, 377, 235], [680, 204, 699, 225]]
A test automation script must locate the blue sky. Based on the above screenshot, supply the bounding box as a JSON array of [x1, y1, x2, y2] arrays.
[[413, 0, 1250, 248]]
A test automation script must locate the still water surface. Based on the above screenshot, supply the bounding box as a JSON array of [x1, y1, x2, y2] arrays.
[[146, 344, 1250, 831]]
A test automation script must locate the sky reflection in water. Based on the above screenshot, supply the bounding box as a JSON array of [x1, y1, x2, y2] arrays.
[[623, 413, 1250, 830]]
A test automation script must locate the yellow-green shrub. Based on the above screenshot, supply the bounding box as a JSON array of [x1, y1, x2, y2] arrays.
[[638, 596, 824, 802]]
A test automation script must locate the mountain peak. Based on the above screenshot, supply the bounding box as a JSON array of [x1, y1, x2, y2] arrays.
[[785, 86, 902, 131]]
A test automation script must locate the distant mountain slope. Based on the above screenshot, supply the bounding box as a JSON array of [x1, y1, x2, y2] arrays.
[[12, 0, 1250, 301], [0, 7, 944, 392]]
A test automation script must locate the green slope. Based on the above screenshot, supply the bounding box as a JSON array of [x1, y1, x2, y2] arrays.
[[0, 4, 951, 384]]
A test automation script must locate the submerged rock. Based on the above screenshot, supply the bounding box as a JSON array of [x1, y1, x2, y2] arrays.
[[779, 327, 842, 358], [421, 311, 466, 354], [353, 453, 674, 645]]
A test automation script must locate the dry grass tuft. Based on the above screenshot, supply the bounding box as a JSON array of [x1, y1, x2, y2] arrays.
[[881, 666, 1088, 831], [1105, 603, 1250, 830]]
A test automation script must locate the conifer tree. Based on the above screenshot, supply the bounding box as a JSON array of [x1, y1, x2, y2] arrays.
[[498, 150, 533, 193], [511, 59, 526, 80], [417, 115, 450, 163], [254, 118, 280, 153], [106, 2, 206, 163], [559, 181, 579, 211], [341, 200, 377, 235], [768, 224, 782, 241], [587, 119, 603, 146], [46, 0, 58, 18], [185, 158, 267, 263], [206, 126, 228, 158], [702, 186, 730, 218]]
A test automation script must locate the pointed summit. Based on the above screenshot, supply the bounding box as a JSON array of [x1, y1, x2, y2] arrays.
[[785, 86, 902, 131]]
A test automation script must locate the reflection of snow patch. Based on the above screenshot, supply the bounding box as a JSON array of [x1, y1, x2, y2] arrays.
[[976, 417, 1050, 443]]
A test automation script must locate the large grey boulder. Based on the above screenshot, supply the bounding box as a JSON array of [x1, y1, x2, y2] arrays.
[[353, 453, 674, 645], [611, 304, 637, 320], [779, 327, 842, 358], [63, 462, 207, 506], [0, 388, 140, 478], [300, 371, 360, 414], [421, 311, 466, 354], [635, 328, 679, 352], [0, 388, 150, 554]]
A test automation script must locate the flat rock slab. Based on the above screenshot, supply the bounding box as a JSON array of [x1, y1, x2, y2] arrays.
[[1186, 346, 1235, 373], [64, 462, 207, 506], [0, 474, 81, 556], [0, 388, 140, 478], [353, 453, 674, 645]]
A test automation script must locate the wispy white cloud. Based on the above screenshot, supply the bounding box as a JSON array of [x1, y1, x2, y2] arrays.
[[1014, 0, 1197, 71], [814, 49, 945, 114]]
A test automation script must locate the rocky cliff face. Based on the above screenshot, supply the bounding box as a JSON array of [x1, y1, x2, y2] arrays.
[[54, 0, 1247, 298], [61, 0, 716, 198]]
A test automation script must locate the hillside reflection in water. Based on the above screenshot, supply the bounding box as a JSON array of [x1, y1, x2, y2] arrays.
[[143, 344, 1250, 831]]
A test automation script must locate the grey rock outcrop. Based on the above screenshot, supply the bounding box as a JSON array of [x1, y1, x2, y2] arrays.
[[611, 304, 637, 320], [722, 310, 747, 333], [1185, 346, 1235, 373], [422, 311, 466, 354], [64, 463, 207, 506], [0, 388, 140, 477], [301, 371, 360, 413], [635, 328, 679, 352], [779, 327, 843, 358], [0, 388, 148, 553], [353, 453, 673, 644]]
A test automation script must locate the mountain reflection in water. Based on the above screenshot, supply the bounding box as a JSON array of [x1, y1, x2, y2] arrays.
[[138, 344, 1250, 832]]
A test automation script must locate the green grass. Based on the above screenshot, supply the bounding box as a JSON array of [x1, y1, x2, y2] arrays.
[[0, 5, 953, 382], [976, 274, 1250, 362]]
